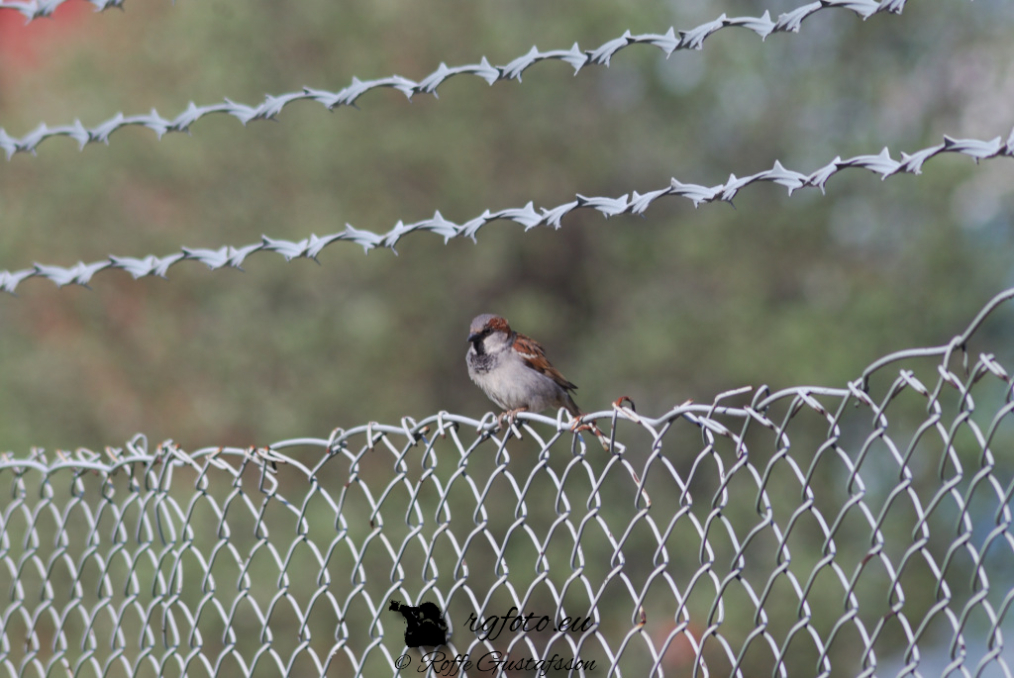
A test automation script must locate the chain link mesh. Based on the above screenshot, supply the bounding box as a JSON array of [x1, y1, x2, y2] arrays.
[[3, 290, 1014, 677]]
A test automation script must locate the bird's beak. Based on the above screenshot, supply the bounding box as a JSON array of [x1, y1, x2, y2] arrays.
[[467, 332, 480, 343]]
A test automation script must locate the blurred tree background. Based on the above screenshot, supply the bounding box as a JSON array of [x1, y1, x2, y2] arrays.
[[2, 1, 1014, 676], [0, 0, 1012, 451]]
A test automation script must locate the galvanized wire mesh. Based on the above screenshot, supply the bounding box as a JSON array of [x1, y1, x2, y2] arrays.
[[3, 289, 1014, 678]]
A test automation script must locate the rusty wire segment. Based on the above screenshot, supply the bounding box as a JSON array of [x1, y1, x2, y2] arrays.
[[2, 288, 1013, 678], [0, 0, 915, 154], [1, 131, 1011, 295]]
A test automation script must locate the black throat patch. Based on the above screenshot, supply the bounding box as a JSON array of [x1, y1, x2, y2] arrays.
[[468, 351, 495, 373]]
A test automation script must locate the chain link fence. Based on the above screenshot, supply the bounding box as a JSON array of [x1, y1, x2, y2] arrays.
[[2, 288, 1013, 678]]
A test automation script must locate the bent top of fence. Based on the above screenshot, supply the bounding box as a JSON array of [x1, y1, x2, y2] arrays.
[[2, 288, 1014, 678]]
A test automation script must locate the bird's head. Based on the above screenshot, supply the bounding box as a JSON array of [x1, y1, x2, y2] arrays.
[[467, 314, 512, 354]]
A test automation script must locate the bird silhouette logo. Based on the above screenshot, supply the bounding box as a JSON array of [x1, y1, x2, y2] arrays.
[[389, 600, 449, 647]]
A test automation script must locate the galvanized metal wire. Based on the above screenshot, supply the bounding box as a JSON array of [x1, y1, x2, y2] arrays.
[[0, 0, 914, 151], [2, 130, 1011, 295], [2, 288, 1013, 677]]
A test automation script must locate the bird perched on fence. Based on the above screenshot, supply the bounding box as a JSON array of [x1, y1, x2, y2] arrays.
[[466, 313, 610, 449]]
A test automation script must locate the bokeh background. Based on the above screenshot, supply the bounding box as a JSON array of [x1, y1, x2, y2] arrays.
[[2, 1, 1014, 676], [1, 0, 1013, 452]]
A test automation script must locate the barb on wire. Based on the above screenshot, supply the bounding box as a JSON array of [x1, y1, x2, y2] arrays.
[[1, 286, 1012, 678], [0, 0, 913, 154], [0, 0, 122, 21], [2, 130, 1011, 295]]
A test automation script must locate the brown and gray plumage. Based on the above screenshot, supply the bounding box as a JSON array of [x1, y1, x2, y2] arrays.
[[466, 314, 630, 478], [465, 313, 582, 419]]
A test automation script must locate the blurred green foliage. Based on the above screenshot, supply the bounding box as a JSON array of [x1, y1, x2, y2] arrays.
[[1, 1, 1014, 675], [1, 0, 1012, 451]]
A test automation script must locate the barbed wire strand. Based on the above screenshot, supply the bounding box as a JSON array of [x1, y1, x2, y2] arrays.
[[1, 130, 1010, 295], [0, 0, 916, 155]]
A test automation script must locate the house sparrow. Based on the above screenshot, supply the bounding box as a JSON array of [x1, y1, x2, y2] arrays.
[[466, 315, 650, 501], [466, 314, 603, 435], [464, 314, 580, 419]]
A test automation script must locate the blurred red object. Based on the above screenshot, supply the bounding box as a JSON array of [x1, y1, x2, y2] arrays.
[[0, 1, 88, 75]]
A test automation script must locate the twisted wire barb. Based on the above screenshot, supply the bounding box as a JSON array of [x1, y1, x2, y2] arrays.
[[0, 0, 915, 155], [2, 131, 1010, 295]]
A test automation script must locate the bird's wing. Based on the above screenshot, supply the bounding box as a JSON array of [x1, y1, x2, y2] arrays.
[[512, 333, 578, 392]]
